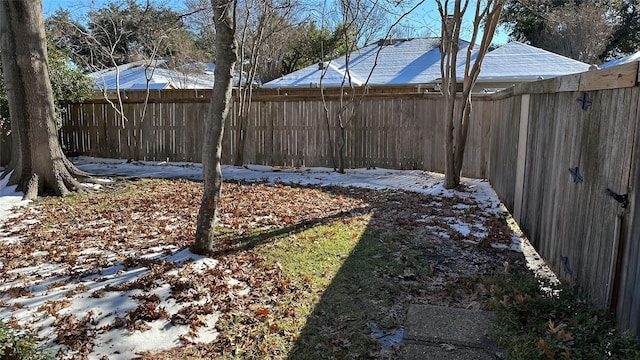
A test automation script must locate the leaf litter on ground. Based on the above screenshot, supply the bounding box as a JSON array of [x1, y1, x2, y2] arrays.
[[0, 158, 536, 359]]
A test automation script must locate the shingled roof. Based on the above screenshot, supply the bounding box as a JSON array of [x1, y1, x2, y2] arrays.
[[89, 60, 215, 91], [264, 38, 591, 89]]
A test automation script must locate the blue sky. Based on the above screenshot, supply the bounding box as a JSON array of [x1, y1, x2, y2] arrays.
[[42, 0, 185, 17], [42, 0, 510, 45]]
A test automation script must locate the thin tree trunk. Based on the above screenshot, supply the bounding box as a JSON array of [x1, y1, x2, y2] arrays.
[[234, 112, 245, 166], [438, 0, 505, 189], [337, 124, 346, 173], [443, 103, 460, 189], [0, 0, 93, 200], [453, 96, 473, 177], [442, 43, 460, 189], [192, 0, 237, 255]]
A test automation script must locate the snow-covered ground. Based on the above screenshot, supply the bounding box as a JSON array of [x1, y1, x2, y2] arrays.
[[0, 157, 552, 359], [0, 171, 30, 222]]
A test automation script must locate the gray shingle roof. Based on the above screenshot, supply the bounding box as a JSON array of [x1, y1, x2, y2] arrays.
[[89, 60, 215, 90], [264, 39, 592, 88]]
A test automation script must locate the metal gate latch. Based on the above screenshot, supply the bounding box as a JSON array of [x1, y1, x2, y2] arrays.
[[605, 188, 629, 208]]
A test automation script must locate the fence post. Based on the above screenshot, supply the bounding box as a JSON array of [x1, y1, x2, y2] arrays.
[[513, 94, 530, 222]]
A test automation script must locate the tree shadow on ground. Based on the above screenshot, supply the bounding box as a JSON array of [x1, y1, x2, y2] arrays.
[[286, 223, 405, 359], [281, 185, 527, 359], [211, 207, 371, 258]]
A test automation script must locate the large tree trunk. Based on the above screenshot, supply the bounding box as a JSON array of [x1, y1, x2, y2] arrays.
[[0, 0, 92, 200], [192, 0, 237, 255]]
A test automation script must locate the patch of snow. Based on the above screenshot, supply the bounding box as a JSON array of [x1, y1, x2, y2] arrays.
[[80, 182, 102, 190], [164, 248, 202, 265], [191, 257, 219, 274], [0, 236, 22, 245], [450, 220, 472, 237], [80, 247, 104, 255], [90, 314, 219, 360], [7, 263, 67, 278], [0, 170, 31, 220]]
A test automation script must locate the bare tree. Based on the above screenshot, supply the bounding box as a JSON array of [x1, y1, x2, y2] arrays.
[[47, 2, 199, 162], [183, 0, 217, 57], [186, 0, 305, 166], [501, 0, 619, 63], [233, 0, 301, 165], [436, 0, 505, 189], [77, 25, 162, 162], [537, 2, 615, 64], [0, 0, 95, 199], [192, 0, 238, 254], [322, 0, 424, 173], [325, 0, 410, 47]]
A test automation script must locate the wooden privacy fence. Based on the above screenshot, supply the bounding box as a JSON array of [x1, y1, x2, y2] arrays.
[[59, 62, 640, 336], [488, 62, 640, 336], [60, 87, 495, 179]]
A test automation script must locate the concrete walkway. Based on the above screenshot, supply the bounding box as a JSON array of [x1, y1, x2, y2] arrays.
[[400, 304, 503, 360]]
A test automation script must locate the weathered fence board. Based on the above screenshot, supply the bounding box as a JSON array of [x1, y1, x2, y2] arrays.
[[62, 92, 493, 177], [517, 90, 623, 306], [479, 63, 640, 336], [619, 118, 640, 332], [487, 95, 521, 211]]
